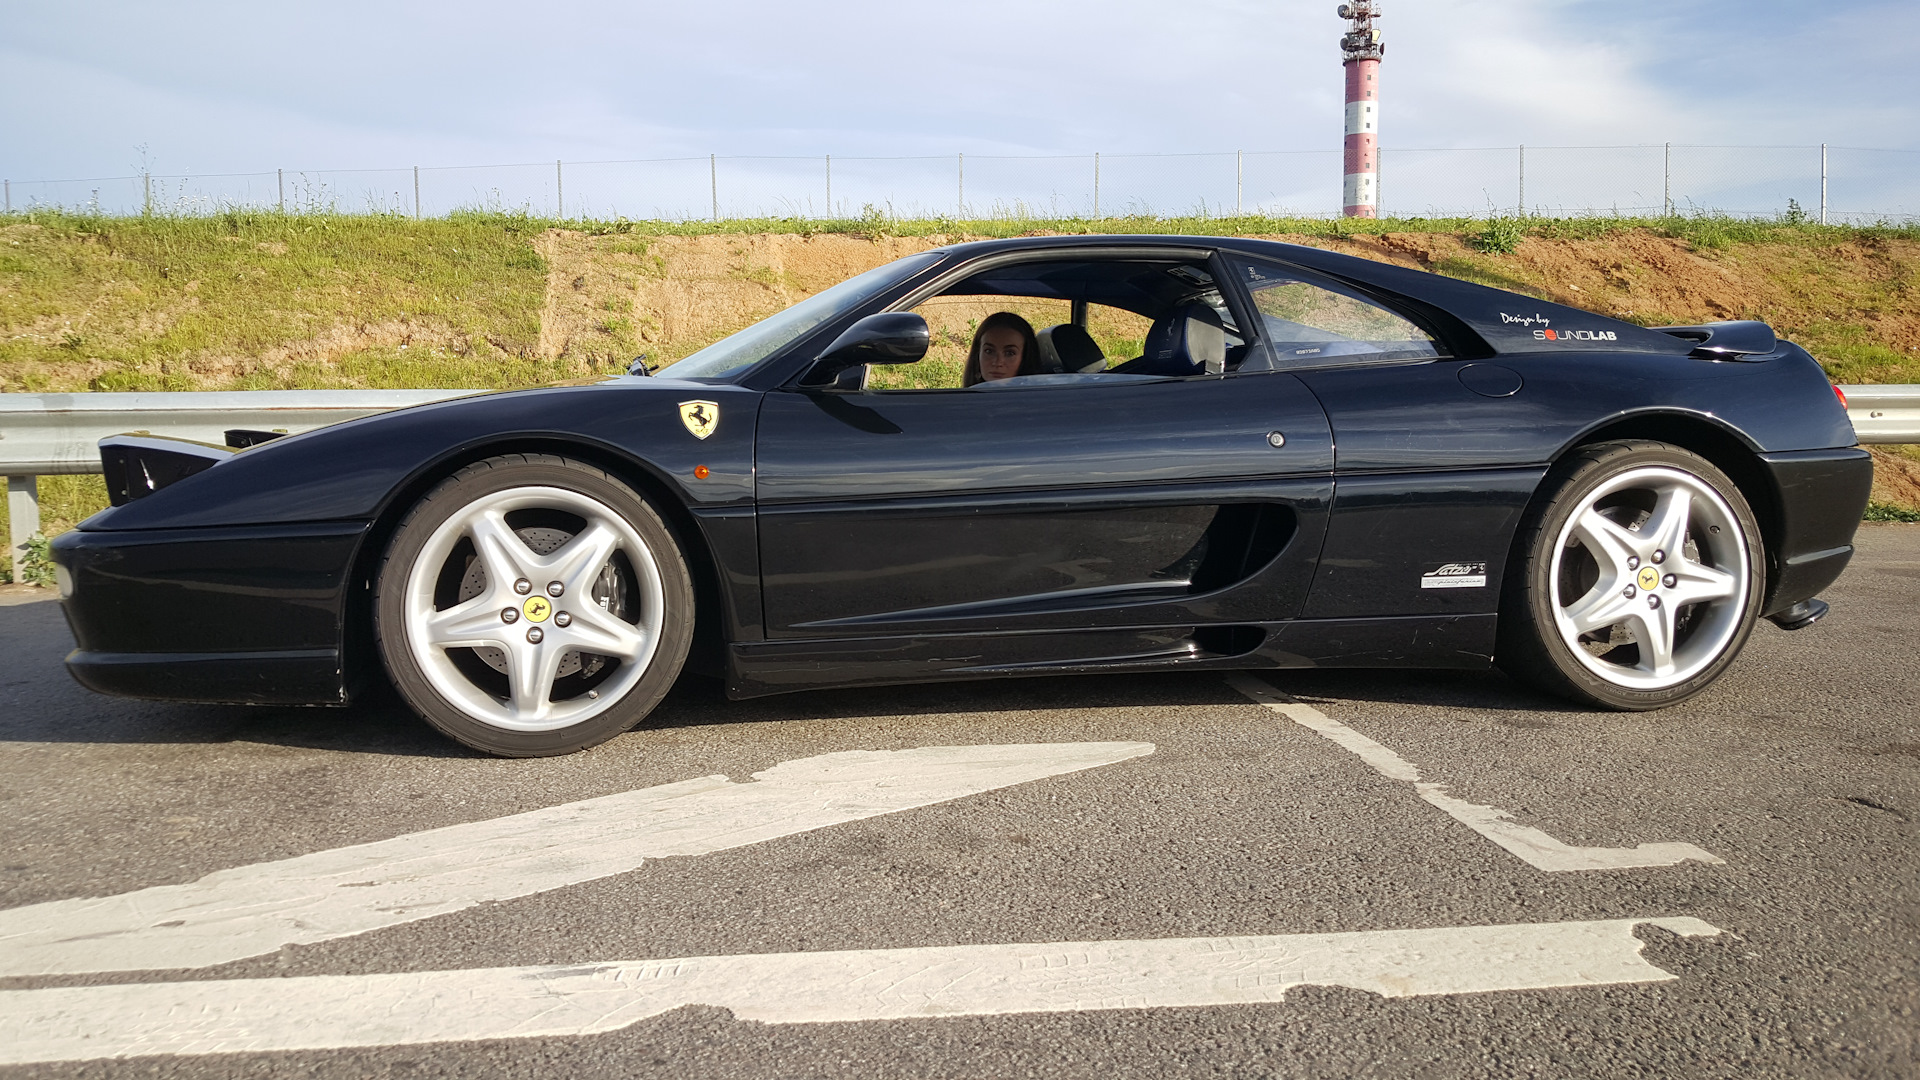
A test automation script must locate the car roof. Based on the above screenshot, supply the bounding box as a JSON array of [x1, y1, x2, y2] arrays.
[[923, 235, 1693, 358]]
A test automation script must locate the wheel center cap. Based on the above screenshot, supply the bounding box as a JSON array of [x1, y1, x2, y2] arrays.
[[1636, 565, 1661, 592], [521, 596, 553, 623]]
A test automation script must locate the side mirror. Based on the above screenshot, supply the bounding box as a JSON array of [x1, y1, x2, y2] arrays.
[[801, 312, 928, 387]]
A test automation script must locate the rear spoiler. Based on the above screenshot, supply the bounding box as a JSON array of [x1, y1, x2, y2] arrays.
[[1652, 320, 1780, 361]]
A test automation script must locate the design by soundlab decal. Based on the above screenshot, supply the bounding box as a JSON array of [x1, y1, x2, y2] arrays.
[[1500, 312, 1619, 343], [1421, 562, 1489, 589]]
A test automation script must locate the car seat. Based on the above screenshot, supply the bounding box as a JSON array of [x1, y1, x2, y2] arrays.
[[1110, 302, 1227, 377], [1037, 323, 1107, 373]]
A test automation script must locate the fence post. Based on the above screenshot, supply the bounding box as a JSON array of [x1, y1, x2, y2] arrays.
[[413, 165, 421, 219], [555, 160, 563, 219], [4, 180, 9, 214], [1236, 150, 1243, 216], [277, 168, 284, 213], [711, 155, 718, 223], [1516, 145, 1524, 217], [7, 476, 39, 587], [1663, 143, 1672, 216], [1093, 152, 1100, 219], [824, 155, 831, 219], [957, 153, 964, 218], [1820, 143, 1828, 225], [142, 172, 152, 216]]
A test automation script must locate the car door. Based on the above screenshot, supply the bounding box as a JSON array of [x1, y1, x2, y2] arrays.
[[1217, 251, 1548, 621], [753, 255, 1334, 642]]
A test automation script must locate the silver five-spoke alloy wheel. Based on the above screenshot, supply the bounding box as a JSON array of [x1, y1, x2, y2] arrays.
[[376, 454, 694, 756], [1549, 465, 1749, 690], [1498, 440, 1765, 711], [404, 485, 665, 732]]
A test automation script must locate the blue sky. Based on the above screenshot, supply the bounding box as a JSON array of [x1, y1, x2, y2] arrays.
[[2, 0, 1913, 183]]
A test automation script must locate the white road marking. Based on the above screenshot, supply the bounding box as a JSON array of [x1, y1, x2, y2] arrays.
[[1226, 675, 1723, 871], [0, 743, 1153, 978], [0, 917, 1721, 1064]]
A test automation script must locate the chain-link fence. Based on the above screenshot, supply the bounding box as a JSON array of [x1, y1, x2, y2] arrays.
[[4, 145, 1915, 224]]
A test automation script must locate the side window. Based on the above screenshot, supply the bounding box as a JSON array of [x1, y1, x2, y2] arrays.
[[869, 258, 1241, 391], [873, 294, 1071, 390], [1230, 257, 1445, 366]]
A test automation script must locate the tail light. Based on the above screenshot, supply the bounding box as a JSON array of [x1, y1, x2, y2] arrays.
[[1833, 385, 1848, 409]]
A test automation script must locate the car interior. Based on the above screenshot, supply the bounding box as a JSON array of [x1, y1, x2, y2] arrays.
[[870, 254, 1443, 391], [872, 257, 1247, 391]]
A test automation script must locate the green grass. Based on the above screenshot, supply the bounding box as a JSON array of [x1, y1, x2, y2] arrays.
[[9, 206, 1915, 393], [1864, 501, 1920, 523], [1, 209, 556, 393]]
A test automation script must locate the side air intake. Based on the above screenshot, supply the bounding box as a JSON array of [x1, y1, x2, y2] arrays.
[[1653, 320, 1780, 361]]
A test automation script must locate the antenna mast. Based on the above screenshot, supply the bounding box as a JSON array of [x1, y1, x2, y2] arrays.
[[1338, 2, 1384, 218]]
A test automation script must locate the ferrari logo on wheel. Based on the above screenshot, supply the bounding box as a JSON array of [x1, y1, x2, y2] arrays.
[[678, 400, 720, 440]]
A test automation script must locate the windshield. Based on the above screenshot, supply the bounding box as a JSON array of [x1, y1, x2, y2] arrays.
[[660, 251, 946, 381]]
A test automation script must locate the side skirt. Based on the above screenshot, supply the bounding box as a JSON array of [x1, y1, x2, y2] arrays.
[[724, 615, 1496, 699]]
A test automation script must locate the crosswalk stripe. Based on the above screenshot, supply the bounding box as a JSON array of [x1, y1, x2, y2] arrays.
[[0, 742, 1154, 978], [0, 916, 1722, 1064], [1226, 675, 1723, 871]]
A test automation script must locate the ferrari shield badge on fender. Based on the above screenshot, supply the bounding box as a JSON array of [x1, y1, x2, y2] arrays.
[[678, 400, 720, 440]]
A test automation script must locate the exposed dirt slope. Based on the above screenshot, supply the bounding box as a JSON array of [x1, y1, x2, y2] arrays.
[[530, 231, 952, 368], [1870, 447, 1920, 509], [524, 227, 1920, 383]]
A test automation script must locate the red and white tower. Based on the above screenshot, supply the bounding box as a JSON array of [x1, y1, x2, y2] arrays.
[[1338, 2, 1384, 218]]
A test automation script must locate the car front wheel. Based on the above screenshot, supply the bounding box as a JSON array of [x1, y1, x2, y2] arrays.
[[374, 454, 694, 756], [1497, 440, 1765, 710]]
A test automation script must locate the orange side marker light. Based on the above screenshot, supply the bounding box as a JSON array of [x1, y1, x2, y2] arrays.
[[693, 465, 710, 479]]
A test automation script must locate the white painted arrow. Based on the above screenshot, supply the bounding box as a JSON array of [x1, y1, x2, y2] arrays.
[[0, 742, 1153, 978], [0, 917, 1722, 1064], [1227, 676, 1722, 871]]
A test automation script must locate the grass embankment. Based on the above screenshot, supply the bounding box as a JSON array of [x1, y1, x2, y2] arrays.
[[2, 209, 1917, 561]]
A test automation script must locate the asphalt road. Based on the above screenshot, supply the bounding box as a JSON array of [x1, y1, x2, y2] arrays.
[[0, 526, 1915, 1079]]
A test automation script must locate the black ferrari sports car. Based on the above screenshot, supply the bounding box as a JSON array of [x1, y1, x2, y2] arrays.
[[53, 235, 1871, 755]]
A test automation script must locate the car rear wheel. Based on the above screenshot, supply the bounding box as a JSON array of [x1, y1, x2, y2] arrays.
[[1497, 440, 1764, 710], [374, 454, 694, 756]]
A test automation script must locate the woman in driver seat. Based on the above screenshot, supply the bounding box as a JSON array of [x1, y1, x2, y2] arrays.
[[962, 312, 1042, 386]]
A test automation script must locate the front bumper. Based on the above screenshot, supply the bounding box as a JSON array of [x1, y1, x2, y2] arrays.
[[1758, 447, 1874, 617], [51, 520, 368, 705]]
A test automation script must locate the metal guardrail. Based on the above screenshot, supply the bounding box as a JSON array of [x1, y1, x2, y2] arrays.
[[1, 390, 479, 583], [1839, 384, 1920, 445], [2, 385, 1917, 584]]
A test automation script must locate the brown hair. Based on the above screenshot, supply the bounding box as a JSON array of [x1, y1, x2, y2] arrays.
[[962, 311, 1042, 387]]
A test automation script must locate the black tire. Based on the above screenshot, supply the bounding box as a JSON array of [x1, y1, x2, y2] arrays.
[[1496, 440, 1765, 710], [374, 454, 694, 756]]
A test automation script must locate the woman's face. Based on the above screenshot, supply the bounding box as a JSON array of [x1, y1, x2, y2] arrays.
[[977, 326, 1026, 381]]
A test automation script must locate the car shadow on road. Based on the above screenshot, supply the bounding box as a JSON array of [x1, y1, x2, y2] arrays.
[[3, 591, 1585, 756], [635, 663, 1592, 742]]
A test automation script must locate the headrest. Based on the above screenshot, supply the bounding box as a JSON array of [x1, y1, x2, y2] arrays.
[[1177, 304, 1227, 375], [1038, 324, 1106, 373], [1119, 302, 1229, 378]]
